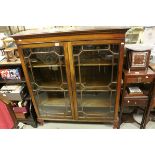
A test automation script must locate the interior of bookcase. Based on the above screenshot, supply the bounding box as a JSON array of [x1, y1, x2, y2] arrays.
[[22, 43, 120, 118]]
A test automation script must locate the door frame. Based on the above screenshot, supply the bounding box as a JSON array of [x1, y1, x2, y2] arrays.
[[17, 42, 75, 120], [68, 40, 125, 126]]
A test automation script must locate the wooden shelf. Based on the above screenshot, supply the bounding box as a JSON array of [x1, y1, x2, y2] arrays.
[[29, 62, 65, 68], [32, 64, 62, 68], [77, 86, 111, 92], [39, 97, 69, 107], [78, 111, 114, 119], [83, 87, 111, 91], [77, 63, 117, 67], [0, 58, 21, 66], [76, 81, 117, 91], [33, 82, 68, 91], [78, 93, 115, 108], [30, 62, 117, 68], [75, 59, 117, 66], [0, 78, 25, 84], [124, 90, 149, 99], [28, 59, 118, 67]]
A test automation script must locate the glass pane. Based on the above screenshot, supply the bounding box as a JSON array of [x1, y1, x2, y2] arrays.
[[77, 91, 116, 117], [35, 91, 71, 117], [75, 66, 112, 87], [73, 43, 119, 118], [23, 46, 67, 90], [31, 67, 67, 90], [23, 46, 65, 66], [22, 45, 72, 118]]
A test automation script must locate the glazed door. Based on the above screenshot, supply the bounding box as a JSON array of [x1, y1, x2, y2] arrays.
[[21, 43, 73, 119], [69, 40, 122, 121]]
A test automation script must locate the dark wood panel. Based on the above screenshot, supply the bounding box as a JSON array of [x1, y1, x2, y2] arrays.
[[113, 43, 125, 128], [126, 77, 154, 83], [64, 43, 75, 119], [12, 28, 128, 39], [124, 98, 148, 106], [15, 33, 125, 45], [67, 42, 78, 120]]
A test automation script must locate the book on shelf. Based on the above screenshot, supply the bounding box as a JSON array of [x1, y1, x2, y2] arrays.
[[127, 86, 144, 95]]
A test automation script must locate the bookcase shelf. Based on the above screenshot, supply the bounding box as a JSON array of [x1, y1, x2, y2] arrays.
[[0, 57, 37, 128]]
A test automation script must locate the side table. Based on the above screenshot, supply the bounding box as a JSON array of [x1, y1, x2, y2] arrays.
[[119, 68, 155, 128]]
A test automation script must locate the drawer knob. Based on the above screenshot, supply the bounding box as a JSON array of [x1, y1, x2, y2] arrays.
[[135, 102, 137, 105], [146, 76, 149, 78], [128, 100, 130, 103]]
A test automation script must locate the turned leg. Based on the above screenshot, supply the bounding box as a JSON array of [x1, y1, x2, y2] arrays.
[[113, 119, 119, 129], [37, 119, 44, 126]]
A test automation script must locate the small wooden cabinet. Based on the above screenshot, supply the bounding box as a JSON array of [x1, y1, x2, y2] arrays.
[[12, 28, 128, 128], [119, 68, 155, 128]]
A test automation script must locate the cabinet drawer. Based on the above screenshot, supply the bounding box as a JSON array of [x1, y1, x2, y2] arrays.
[[126, 76, 154, 83], [124, 98, 148, 106]]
